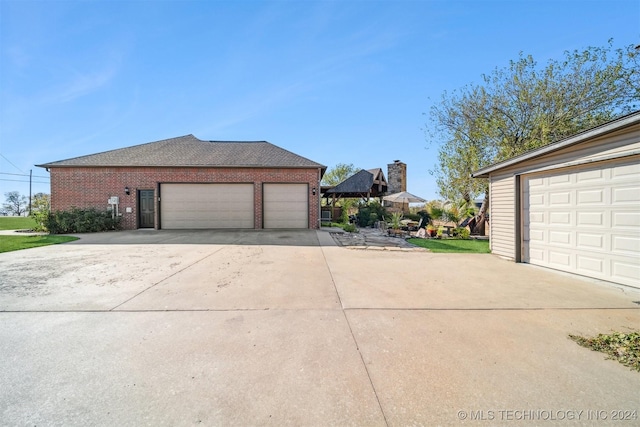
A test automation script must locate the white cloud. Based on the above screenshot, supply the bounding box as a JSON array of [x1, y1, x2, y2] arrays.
[[42, 63, 118, 105]]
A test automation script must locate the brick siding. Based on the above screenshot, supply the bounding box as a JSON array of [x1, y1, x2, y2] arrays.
[[49, 167, 322, 230]]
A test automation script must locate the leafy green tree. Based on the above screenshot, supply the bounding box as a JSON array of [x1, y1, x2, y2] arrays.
[[425, 200, 464, 224], [321, 163, 358, 186], [2, 191, 28, 216], [30, 193, 51, 231], [426, 40, 639, 233]]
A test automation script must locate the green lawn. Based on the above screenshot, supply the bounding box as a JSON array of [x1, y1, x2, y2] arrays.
[[0, 235, 78, 253], [0, 216, 37, 230], [407, 238, 490, 253]]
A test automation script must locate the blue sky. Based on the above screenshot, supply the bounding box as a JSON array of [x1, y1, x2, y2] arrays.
[[1, 0, 638, 202]]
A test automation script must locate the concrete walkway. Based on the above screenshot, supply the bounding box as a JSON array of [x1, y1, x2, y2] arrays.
[[0, 229, 48, 236], [327, 226, 425, 250], [0, 229, 638, 426]]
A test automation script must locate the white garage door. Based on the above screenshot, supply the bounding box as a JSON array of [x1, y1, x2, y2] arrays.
[[523, 158, 640, 287], [263, 184, 308, 229], [161, 183, 254, 229]]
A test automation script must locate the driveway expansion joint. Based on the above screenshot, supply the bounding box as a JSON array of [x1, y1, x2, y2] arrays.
[[108, 245, 232, 311], [320, 245, 391, 426]]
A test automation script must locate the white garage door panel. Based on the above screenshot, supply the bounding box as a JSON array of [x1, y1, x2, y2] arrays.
[[263, 184, 308, 229], [523, 158, 640, 287], [161, 184, 254, 229], [577, 255, 604, 273], [613, 262, 640, 284]]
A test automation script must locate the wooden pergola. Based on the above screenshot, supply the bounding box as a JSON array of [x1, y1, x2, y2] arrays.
[[321, 168, 388, 220]]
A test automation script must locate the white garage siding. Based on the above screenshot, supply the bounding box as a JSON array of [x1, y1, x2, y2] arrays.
[[263, 183, 308, 229], [161, 183, 254, 229], [489, 173, 516, 258], [522, 158, 640, 287]]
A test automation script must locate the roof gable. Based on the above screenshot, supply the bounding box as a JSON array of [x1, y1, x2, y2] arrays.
[[325, 168, 388, 197], [37, 134, 326, 170], [367, 168, 387, 184], [326, 169, 374, 194]]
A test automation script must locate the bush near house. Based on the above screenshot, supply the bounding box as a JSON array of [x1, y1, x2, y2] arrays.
[[47, 208, 121, 234], [30, 193, 51, 232]]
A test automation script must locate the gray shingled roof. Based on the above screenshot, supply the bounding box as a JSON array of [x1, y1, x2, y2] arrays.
[[325, 169, 374, 194], [37, 134, 326, 170]]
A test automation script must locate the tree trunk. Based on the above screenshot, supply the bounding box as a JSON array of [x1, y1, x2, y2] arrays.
[[471, 192, 489, 235]]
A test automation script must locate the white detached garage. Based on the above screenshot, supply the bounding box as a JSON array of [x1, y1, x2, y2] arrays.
[[473, 112, 640, 288]]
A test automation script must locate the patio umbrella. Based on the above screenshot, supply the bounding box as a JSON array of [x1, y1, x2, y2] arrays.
[[383, 191, 427, 214], [382, 191, 426, 204]]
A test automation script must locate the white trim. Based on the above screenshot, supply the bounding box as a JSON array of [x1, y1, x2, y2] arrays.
[[515, 150, 640, 176]]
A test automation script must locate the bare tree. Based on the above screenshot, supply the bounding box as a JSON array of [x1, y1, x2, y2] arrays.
[[3, 191, 28, 216]]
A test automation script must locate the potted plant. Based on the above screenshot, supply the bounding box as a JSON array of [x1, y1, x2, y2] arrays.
[[388, 212, 403, 236], [426, 223, 437, 237]]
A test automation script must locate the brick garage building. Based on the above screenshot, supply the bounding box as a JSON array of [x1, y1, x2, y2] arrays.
[[37, 135, 326, 230]]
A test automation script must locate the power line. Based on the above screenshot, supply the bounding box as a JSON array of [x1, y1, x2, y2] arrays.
[[0, 178, 49, 184], [0, 153, 26, 174], [0, 172, 49, 179]]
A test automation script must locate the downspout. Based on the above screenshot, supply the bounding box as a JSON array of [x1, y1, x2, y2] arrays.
[[514, 175, 522, 263], [317, 167, 322, 229]]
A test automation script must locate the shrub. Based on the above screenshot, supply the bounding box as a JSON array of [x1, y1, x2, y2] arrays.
[[30, 193, 51, 232], [403, 212, 421, 222], [389, 212, 403, 229], [369, 212, 379, 225], [339, 199, 355, 224], [453, 227, 471, 239], [342, 223, 357, 233], [47, 207, 121, 234], [357, 201, 386, 227], [339, 208, 349, 224]]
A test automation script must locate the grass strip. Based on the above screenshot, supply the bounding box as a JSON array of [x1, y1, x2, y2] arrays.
[[0, 235, 78, 253], [0, 217, 37, 230], [407, 238, 490, 253]]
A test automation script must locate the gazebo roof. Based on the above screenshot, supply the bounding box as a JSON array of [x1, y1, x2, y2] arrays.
[[324, 168, 387, 198]]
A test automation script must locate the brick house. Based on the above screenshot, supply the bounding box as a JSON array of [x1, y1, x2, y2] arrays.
[[37, 135, 326, 230]]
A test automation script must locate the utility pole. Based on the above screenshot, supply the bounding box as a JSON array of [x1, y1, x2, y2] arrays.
[[29, 169, 32, 215]]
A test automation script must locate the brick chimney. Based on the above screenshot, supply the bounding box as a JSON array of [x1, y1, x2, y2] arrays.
[[387, 160, 406, 194]]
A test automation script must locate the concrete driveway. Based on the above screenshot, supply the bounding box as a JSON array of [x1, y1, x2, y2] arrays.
[[1, 230, 639, 426]]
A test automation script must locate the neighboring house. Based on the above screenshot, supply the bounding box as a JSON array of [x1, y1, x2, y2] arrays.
[[37, 135, 326, 230], [473, 112, 640, 288]]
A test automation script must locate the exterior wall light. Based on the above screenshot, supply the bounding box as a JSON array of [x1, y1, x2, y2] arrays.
[[312, 187, 316, 195], [125, 187, 130, 195]]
